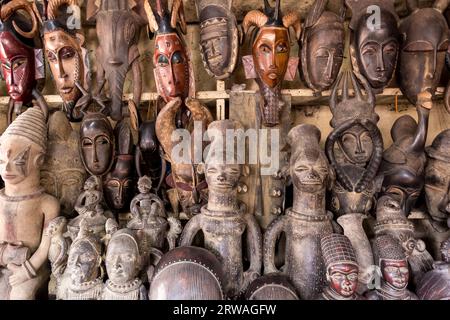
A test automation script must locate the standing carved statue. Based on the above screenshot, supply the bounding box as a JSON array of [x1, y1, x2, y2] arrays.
[[0, 0, 47, 125], [156, 97, 213, 219], [416, 238, 450, 300], [41, 111, 86, 217], [398, 0, 449, 104], [145, 0, 195, 128], [129, 101, 164, 192], [317, 233, 364, 300], [58, 220, 104, 300], [89, 0, 145, 121], [102, 229, 147, 300], [149, 246, 225, 300], [379, 91, 433, 216], [346, 0, 400, 93], [0, 107, 59, 300], [195, 0, 240, 79], [245, 274, 299, 300], [374, 195, 434, 287], [365, 234, 418, 300], [180, 120, 262, 299], [242, 0, 301, 127], [128, 176, 182, 258], [103, 121, 135, 213], [38, 0, 90, 122], [300, 0, 345, 94], [264, 124, 335, 300], [326, 71, 383, 218]]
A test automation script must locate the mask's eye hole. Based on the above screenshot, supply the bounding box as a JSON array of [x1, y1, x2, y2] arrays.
[[172, 51, 184, 64], [157, 55, 169, 67]]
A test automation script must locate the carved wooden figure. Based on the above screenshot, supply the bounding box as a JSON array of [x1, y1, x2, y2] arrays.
[[180, 120, 263, 299], [39, 0, 90, 122], [301, 0, 345, 94], [156, 97, 213, 219], [263, 124, 335, 300], [346, 0, 400, 93], [242, 0, 301, 127], [195, 0, 240, 79], [0, 107, 59, 300], [0, 0, 47, 125], [398, 0, 449, 104]]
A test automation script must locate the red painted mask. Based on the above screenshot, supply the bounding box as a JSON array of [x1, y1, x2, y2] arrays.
[[153, 33, 190, 103], [0, 31, 36, 104], [381, 259, 409, 290], [328, 264, 359, 298]]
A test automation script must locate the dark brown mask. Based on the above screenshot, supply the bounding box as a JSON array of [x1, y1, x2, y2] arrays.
[[103, 155, 135, 211], [301, 1, 345, 93], [398, 5, 449, 104], [196, 0, 239, 79]]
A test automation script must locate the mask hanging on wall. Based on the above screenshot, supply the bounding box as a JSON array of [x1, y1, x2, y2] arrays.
[[346, 0, 400, 94], [39, 0, 90, 122], [398, 0, 449, 104], [301, 0, 345, 94], [242, 0, 301, 127], [0, 0, 47, 124], [89, 0, 145, 121], [195, 0, 240, 80]]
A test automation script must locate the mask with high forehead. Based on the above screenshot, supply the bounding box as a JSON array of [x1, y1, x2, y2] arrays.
[[94, 0, 144, 121], [242, 0, 301, 127], [40, 0, 88, 122], [347, 0, 400, 93], [301, 0, 345, 93], [196, 0, 239, 79], [398, 1, 449, 104], [0, 0, 41, 110], [146, 0, 193, 104]]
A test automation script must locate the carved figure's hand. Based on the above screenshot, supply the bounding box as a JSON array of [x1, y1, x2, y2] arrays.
[[7, 263, 30, 287]]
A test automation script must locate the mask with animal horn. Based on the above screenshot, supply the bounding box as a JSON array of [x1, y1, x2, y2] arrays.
[[346, 0, 400, 93], [156, 97, 213, 219], [145, 0, 194, 110], [301, 0, 345, 94], [326, 71, 384, 217], [0, 0, 47, 124], [242, 0, 301, 127], [38, 0, 90, 122], [93, 0, 145, 121]]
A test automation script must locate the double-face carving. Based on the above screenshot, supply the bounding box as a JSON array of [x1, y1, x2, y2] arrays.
[[145, 0, 194, 106], [398, 0, 449, 104], [347, 0, 400, 92], [301, 0, 345, 93], [242, 0, 301, 127], [94, 0, 145, 121], [326, 71, 383, 217], [0, 0, 47, 124], [195, 0, 239, 79], [40, 0, 89, 122]]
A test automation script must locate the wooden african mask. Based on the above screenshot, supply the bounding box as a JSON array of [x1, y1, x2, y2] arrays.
[[398, 0, 449, 104], [326, 71, 383, 217], [103, 121, 135, 212], [155, 97, 213, 219], [242, 0, 301, 127], [0, 0, 47, 124], [347, 0, 400, 93], [41, 111, 86, 216], [425, 129, 450, 225], [40, 0, 89, 122], [264, 124, 335, 300], [379, 92, 433, 215], [301, 0, 345, 94], [93, 0, 145, 121], [195, 0, 239, 80], [145, 0, 194, 105]]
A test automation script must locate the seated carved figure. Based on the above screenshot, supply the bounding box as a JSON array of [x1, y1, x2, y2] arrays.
[[317, 233, 365, 300], [102, 229, 147, 300], [366, 235, 418, 300], [0, 107, 59, 300], [180, 120, 262, 299], [264, 124, 335, 300]]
